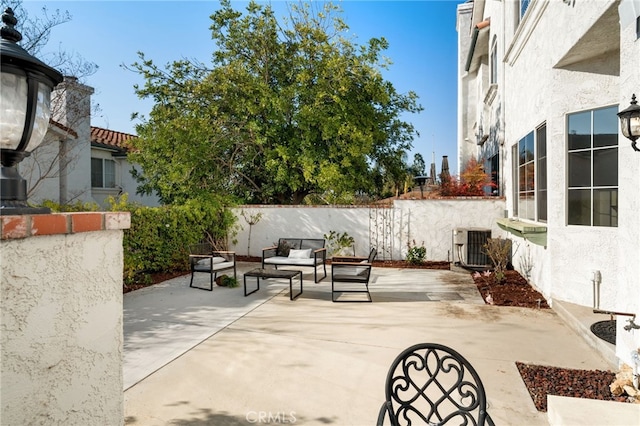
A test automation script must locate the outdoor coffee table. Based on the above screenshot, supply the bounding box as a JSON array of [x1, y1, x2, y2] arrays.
[[243, 268, 303, 301]]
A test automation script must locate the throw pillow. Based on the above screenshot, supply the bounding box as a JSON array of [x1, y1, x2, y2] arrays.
[[288, 249, 311, 259]]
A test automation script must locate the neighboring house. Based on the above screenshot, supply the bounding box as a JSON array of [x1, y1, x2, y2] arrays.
[[19, 76, 159, 208], [457, 0, 639, 369]]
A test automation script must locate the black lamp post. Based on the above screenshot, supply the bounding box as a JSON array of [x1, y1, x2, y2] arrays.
[[414, 175, 428, 198], [0, 7, 63, 215], [617, 94, 640, 152]]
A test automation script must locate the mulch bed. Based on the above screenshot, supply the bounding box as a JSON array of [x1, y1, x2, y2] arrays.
[[516, 362, 620, 412], [470, 269, 550, 309]]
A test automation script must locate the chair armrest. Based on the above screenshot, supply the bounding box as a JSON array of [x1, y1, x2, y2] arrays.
[[332, 261, 371, 267], [332, 255, 367, 263]]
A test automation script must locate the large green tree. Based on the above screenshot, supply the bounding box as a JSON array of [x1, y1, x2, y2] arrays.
[[129, 0, 422, 205]]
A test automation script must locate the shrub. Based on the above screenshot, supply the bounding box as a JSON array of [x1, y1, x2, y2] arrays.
[[406, 240, 426, 265], [39, 199, 101, 212], [483, 237, 512, 283], [324, 230, 355, 256], [110, 195, 238, 285]]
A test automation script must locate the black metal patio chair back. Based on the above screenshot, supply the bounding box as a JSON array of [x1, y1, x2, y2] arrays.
[[377, 343, 494, 426]]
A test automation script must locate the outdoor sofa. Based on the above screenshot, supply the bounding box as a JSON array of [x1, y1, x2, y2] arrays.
[[261, 238, 327, 282]]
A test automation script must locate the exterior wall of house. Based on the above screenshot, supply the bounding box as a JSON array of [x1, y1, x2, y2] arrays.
[[50, 77, 93, 204], [230, 198, 506, 261], [615, 0, 640, 369], [459, 0, 640, 366], [457, 1, 476, 173], [504, 0, 620, 306], [21, 77, 94, 206], [118, 162, 161, 207], [1, 212, 130, 425]]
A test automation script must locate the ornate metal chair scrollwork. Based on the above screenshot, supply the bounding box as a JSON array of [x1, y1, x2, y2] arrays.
[[377, 343, 495, 426]]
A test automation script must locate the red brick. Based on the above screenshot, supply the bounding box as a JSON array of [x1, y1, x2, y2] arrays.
[[70, 213, 103, 233], [1, 216, 29, 239], [31, 214, 69, 236]]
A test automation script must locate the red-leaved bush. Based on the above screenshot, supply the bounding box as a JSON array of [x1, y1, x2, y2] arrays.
[[439, 158, 496, 196]]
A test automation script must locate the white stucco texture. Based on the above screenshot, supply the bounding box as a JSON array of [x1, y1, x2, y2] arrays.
[[1, 231, 124, 425]]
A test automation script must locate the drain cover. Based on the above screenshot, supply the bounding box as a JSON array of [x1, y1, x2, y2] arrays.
[[590, 320, 616, 345]]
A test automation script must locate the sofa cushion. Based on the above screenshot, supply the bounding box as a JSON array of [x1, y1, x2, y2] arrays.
[[288, 249, 311, 259], [264, 256, 315, 266], [195, 256, 226, 267]]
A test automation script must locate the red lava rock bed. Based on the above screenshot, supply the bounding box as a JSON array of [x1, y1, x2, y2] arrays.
[[470, 269, 631, 412], [127, 260, 633, 411]]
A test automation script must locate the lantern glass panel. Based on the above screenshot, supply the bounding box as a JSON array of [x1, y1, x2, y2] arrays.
[[0, 72, 27, 150], [24, 82, 52, 152], [630, 115, 640, 139]]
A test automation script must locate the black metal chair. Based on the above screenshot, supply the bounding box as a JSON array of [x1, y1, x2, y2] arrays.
[[331, 247, 377, 302], [377, 343, 495, 426], [188, 243, 236, 291]]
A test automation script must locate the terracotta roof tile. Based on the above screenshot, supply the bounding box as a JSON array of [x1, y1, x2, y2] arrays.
[[90, 126, 137, 152], [49, 119, 78, 138]]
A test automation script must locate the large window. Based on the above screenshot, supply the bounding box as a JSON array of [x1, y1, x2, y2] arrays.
[[91, 158, 116, 188], [567, 106, 618, 227], [513, 124, 547, 222]]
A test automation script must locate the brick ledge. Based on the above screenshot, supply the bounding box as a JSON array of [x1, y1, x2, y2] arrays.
[[1, 212, 131, 240]]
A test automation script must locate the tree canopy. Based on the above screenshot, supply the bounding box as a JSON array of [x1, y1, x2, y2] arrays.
[[129, 0, 422, 205]]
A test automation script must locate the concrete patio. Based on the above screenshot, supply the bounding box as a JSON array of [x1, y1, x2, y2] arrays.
[[123, 263, 620, 425]]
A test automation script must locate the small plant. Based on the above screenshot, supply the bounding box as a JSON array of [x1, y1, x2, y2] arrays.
[[406, 240, 426, 265], [483, 237, 512, 283], [240, 210, 263, 257], [324, 231, 355, 256], [216, 275, 239, 288]]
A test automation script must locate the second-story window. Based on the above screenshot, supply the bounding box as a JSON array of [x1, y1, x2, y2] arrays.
[[490, 35, 498, 85]]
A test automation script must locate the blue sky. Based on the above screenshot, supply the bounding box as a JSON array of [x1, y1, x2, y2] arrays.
[[20, 0, 465, 174]]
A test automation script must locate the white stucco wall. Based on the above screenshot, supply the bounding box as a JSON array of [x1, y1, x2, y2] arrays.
[[501, 0, 622, 308], [1, 227, 124, 425], [615, 0, 640, 369], [230, 198, 506, 262], [459, 0, 640, 366]]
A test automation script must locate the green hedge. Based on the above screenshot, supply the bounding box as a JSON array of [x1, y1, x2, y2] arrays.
[[110, 196, 237, 285]]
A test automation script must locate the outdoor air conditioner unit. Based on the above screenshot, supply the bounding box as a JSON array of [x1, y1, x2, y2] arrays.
[[453, 228, 492, 268]]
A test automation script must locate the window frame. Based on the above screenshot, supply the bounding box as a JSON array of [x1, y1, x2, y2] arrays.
[[91, 157, 117, 189], [566, 105, 618, 227], [512, 122, 547, 223], [490, 35, 498, 85]]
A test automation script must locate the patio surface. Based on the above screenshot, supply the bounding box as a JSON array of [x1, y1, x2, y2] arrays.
[[123, 262, 613, 425]]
